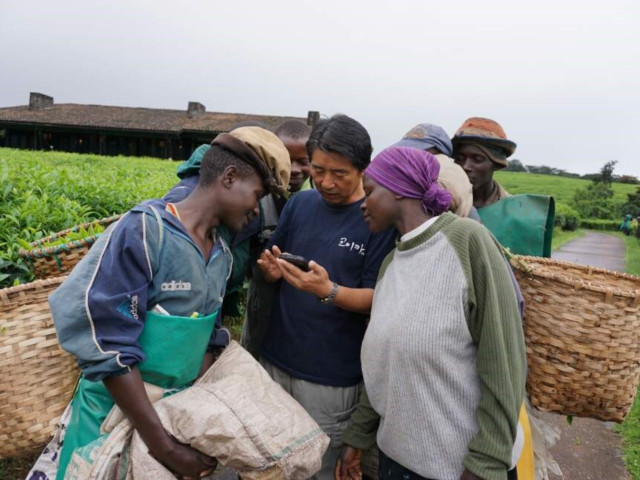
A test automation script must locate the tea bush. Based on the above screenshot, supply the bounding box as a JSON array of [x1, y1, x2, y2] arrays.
[[554, 203, 581, 231], [579, 218, 620, 231], [0, 148, 177, 287]]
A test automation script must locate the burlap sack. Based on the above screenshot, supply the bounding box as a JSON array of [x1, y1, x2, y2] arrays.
[[65, 420, 134, 480], [65, 342, 329, 480], [66, 341, 328, 479], [131, 341, 329, 479], [64, 384, 161, 480]]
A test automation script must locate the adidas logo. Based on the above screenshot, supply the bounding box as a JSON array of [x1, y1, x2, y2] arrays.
[[161, 280, 192, 291]]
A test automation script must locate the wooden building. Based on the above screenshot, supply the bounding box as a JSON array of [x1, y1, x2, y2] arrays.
[[0, 93, 319, 160]]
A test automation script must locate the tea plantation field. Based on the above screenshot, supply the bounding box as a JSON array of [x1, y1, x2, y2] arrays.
[[1, 147, 637, 287], [494, 171, 637, 205], [0, 147, 177, 286]]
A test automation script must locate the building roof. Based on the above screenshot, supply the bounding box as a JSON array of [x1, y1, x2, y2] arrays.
[[0, 97, 311, 135]]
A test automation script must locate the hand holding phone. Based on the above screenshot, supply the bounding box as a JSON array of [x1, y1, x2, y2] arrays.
[[279, 252, 311, 272]]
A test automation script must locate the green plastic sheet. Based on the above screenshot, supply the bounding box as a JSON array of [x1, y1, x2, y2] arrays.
[[56, 310, 218, 479], [477, 194, 555, 258]]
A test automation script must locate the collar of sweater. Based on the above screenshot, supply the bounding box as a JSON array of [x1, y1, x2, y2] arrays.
[[400, 215, 440, 242], [395, 211, 457, 252]]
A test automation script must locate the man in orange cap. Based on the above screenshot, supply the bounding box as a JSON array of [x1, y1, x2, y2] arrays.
[[453, 117, 537, 480], [452, 117, 517, 209]]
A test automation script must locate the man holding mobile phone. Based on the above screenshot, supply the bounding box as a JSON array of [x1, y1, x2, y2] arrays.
[[257, 114, 396, 480]]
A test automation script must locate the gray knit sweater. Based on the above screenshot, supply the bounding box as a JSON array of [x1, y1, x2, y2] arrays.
[[345, 212, 525, 480]]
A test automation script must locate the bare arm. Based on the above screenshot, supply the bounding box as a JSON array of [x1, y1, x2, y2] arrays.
[[332, 285, 374, 315]]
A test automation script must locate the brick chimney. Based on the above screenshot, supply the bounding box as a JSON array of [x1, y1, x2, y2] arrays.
[[29, 92, 54, 110], [187, 102, 206, 118], [307, 110, 320, 127]]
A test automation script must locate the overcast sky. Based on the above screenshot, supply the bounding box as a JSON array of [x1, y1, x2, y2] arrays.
[[1, 0, 638, 176]]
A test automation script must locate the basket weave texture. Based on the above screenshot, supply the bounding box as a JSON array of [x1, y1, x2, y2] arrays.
[[0, 276, 79, 459], [512, 255, 640, 422], [19, 215, 121, 279]]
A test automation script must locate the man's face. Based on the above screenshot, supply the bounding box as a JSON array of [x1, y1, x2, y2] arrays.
[[361, 175, 398, 232], [453, 143, 495, 190], [220, 171, 264, 233], [282, 137, 311, 193], [310, 149, 364, 205]]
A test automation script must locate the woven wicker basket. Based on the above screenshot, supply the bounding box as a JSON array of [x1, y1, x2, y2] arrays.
[[0, 276, 80, 459], [511, 255, 640, 422], [19, 214, 121, 279]]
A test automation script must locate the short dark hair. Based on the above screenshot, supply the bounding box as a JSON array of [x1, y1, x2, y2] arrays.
[[198, 145, 257, 188], [275, 120, 311, 141], [306, 114, 372, 171]]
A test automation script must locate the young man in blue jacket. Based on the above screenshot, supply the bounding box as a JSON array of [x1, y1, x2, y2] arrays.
[[31, 133, 273, 480]]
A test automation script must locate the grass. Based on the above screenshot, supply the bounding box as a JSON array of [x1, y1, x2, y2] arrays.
[[618, 233, 640, 278], [0, 452, 39, 480], [617, 394, 640, 479], [551, 227, 585, 251], [604, 231, 640, 479], [494, 171, 637, 206]]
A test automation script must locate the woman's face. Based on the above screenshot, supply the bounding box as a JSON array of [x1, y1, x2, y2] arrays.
[[361, 175, 399, 232], [453, 143, 495, 190]]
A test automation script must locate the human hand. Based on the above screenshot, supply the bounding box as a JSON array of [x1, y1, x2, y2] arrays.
[[459, 468, 483, 480], [277, 257, 333, 298], [257, 245, 283, 282], [334, 445, 362, 480], [148, 433, 218, 479]]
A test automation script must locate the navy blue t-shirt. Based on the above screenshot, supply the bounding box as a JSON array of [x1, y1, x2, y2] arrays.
[[261, 189, 396, 387]]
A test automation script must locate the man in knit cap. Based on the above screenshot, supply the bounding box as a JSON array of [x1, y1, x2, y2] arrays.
[[165, 126, 290, 203], [163, 127, 291, 320], [34, 132, 275, 480], [453, 118, 538, 480], [392, 122, 473, 217], [452, 117, 517, 209]]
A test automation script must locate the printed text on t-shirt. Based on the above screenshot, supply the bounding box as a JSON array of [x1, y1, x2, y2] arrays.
[[338, 237, 366, 256]]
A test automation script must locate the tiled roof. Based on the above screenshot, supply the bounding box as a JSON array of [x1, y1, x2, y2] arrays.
[[0, 103, 306, 134]]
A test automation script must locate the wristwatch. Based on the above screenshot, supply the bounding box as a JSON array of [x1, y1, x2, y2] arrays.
[[319, 282, 339, 304]]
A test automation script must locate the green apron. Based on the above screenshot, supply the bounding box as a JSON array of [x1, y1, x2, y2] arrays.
[[477, 194, 555, 258], [56, 310, 218, 480]]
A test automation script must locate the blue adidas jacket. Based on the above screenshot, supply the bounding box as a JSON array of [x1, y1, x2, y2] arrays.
[[50, 200, 232, 382]]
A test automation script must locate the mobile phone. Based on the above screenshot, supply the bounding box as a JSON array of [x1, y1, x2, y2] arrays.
[[279, 253, 311, 272]]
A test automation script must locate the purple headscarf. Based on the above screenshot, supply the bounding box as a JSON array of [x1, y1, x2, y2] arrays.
[[365, 146, 452, 215]]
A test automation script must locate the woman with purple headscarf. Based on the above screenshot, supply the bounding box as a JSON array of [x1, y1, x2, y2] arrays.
[[336, 147, 526, 480]]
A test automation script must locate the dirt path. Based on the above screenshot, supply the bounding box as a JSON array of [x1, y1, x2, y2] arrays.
[[538, 231, 630, 480], [552, 231, 626, 271]]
